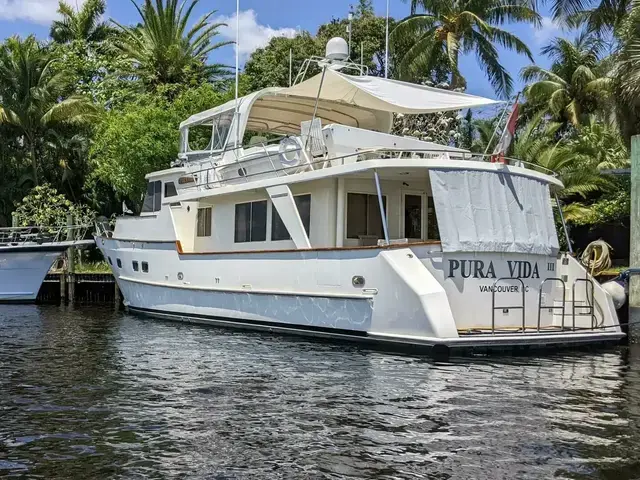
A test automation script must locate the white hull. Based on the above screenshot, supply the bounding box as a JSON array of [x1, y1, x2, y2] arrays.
[[0, 250, 62, 301], [98, 237, 624, 353]]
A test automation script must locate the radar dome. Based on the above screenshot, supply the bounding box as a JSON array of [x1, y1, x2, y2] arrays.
[[326, 37, 349, 61]]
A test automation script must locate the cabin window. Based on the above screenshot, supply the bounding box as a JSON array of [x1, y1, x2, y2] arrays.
[[178, 176, 195, 185], [132, 261, 139, 271], [142, 262, 149, 273], [427, 196, 440, 240], [196, 207, 212, 237], [141, 180, 162, 213], [404, 194, 423, 239], [234, 200, 267, 243], [108, 257, 112, 266], [117, 258, 122, 268], [271, 194, 311, 241], [164, 182, 178, 198], [346, 193, 387, 239]]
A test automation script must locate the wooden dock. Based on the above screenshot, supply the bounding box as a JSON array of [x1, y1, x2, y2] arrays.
[[37, 273, 122, 306]]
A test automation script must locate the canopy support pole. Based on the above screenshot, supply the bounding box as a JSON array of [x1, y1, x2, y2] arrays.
[[374, 169, 390, 246], [305, 64, 327, 153], [555, 193, 573, 254]]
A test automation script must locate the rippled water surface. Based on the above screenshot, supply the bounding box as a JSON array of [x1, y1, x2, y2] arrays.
[[2, 305, 640, 479]]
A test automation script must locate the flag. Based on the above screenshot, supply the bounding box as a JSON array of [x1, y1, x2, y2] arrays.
[[491, 94, 520, 163]]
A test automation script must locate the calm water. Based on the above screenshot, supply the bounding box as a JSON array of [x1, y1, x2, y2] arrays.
[[2, 306, 640, 479]]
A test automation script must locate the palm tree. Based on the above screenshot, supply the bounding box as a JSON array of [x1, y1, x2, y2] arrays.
[[113, 0, 232, 86], [50, 0, 113, 44], [390, 0, 539, 97], [0, 36, 97, 185], [548, 0, 631, 36], [520, 33, 612, 127]]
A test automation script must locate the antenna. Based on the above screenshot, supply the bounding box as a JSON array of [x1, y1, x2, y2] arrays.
[[347, 10, 353, 58], [385, 0, 389, 78], [289, 48, 293, 86], [234, 0, 240, 146]]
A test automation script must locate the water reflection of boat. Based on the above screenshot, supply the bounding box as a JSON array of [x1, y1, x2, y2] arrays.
[[95, 39, 624, 353], [0, 225, 94, 302]]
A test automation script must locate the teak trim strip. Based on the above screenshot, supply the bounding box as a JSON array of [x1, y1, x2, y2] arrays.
[[175, 239, 441, 255]]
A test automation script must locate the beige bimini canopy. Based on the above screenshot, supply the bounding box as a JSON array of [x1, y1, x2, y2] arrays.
[[282, 69, 502, 114], [179, 70, 501, 142]]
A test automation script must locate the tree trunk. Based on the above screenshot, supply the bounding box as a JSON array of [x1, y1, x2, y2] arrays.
[[29, 140, 38, 186]]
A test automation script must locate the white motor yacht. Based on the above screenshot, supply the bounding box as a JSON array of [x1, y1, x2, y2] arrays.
[[95, 40, 624, 353]]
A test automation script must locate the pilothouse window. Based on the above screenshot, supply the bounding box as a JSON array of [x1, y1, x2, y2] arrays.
[[164, 182, 177, 198], [141, 180, 162, 213], [186, 111, 234, 153]]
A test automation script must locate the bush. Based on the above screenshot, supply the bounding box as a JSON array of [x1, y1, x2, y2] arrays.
[[14, 184, 95, 227]]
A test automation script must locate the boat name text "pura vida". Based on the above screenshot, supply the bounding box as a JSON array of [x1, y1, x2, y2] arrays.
[[447, 259, 554, 279]]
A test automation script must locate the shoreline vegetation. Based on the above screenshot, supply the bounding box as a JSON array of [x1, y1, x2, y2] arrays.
[[0, 0, 636, 261]]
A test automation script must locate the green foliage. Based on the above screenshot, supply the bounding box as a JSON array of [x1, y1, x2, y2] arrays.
[[113, 0, 232, 87], [521, 33, 612, 127], [14, 184, 95, 227], [50, 0, 114, 44], [90, 84, 226, 202], [567, 185, 631, 226], [391, 0, 539, 97]]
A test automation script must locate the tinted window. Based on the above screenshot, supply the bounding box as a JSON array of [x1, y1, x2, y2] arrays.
[[197, 207, 212, 237], [132, 261, 139, 271], [153, 180, 162, 211], [346, 193, 386, 239], [117, 258, 122, 268], [272, 194, 311, 241], [142, 262, 149, 273], [164, 182, 178, 198], [234, 200, 267, 243], [141, 180, 162, 213]]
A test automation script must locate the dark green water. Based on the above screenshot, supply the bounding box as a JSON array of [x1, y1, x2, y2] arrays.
[[2, 305, 640, 479]]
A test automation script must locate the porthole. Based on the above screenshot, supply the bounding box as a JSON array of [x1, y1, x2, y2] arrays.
[[117, 258, 122, 268], [132, 261, 139, 271], [142, 262, 149, 273], [352, 276, 365, 287], [177, 272, 184, 280]]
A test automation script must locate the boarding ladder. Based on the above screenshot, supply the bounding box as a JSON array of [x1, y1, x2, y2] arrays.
[[486, 277, 598, 335]]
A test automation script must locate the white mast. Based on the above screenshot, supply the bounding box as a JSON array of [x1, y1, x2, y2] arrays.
[[234, 0, 240, 146], [384, 0, 389, 78]]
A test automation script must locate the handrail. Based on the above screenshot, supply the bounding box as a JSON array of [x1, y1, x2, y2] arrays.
[[0, 224, 93, 245]]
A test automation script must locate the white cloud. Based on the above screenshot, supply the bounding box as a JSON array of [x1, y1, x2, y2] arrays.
[[533, 16, 562, 44], [215, 9, 297, 59], [0, 0, 87, 25]]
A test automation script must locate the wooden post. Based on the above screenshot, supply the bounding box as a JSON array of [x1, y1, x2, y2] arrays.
[[66, 214, 76, 304], [59, 271, 66, 304], [114, 282, 121, 309], [631, 136, 640, 308]]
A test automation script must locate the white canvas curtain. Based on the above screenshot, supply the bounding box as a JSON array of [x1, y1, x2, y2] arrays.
[[429, 169, 560, 255]]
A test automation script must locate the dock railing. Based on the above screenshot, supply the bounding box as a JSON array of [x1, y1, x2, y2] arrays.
[[0, 224, 92, 246]]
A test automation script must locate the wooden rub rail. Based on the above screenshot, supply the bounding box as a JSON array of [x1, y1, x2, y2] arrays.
[[37, 273, 122, 306]]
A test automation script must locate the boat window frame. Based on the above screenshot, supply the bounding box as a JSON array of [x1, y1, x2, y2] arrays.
[[234, 200, 268, 243], [271, 193, 311, 242], [132, 260, 139, 272], [401, 191, 426, 241], [345, 191, 388, 240], [141, 261, 149, 273]]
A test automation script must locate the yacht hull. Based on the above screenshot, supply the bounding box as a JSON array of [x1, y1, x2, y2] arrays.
[[98, 237, 625, 353], [0, 249, 63, 302]]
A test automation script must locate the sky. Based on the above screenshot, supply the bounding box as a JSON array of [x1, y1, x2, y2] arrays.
[[0, 0, 568, 100]]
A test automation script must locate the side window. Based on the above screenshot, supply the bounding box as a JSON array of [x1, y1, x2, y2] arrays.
[[196, 207, 212, 237], [272, 194, 311, 241], [117, 258, 122, 268], [234, 200, 267, 243], [164, 182, 178, 198], [132, 261, 139, 271], [346, 193, 386, 239], [141, 180, 163, 213], [142, 262, 149, 273]]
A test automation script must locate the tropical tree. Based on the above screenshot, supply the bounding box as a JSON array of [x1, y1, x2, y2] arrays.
[[521, 33, 611, 127], [113, 0, 232, 87], [50, 0, 113, 44], [391, 0, 539, 97], [548, 0, 631, 37], [0, 36, 97, 185]]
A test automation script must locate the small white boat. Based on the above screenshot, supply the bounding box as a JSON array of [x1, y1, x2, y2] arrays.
[[0, 225, 94, 302], [95, 40, 625, 353]]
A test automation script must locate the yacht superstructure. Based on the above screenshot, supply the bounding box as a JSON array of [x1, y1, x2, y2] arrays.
[[95, 43, 624, 353]]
